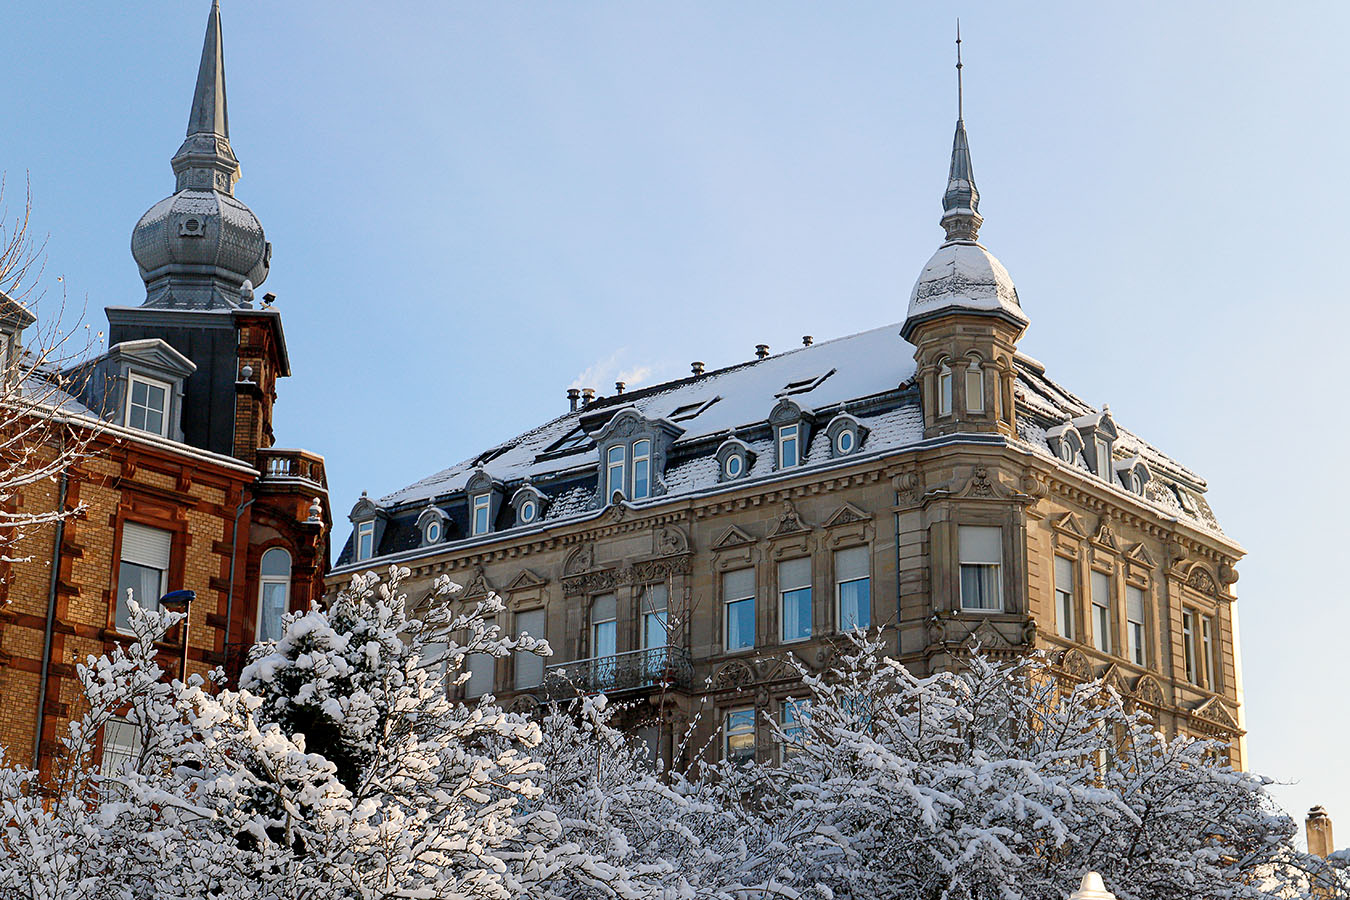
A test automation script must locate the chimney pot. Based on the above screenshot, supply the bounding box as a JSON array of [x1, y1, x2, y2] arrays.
[[567, 388, 581, 412], [755, 344, 770, 360], [615, 381, 626, 394], [802, 335, 814, 346], [1307, 806, 1335, 859], [581, 387, 596, 408], [691, 361, 705, 376]]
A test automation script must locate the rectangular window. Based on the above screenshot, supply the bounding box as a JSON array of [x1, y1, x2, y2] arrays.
[[99, 717, 143, 776], [778, 424, 799, 468], [631, 440, 651, 500], [965, 363, 984, 413], [958, 526, 1002, 611], [1125, 585, 1146, 666], [1095, 439, 1111, 479], [641, 583, 668, 650], [514, 609, 546, 690], [781, 697, 809, 758], [835, 546, 871, 632], [126, 374, 169, 437], [472, 494, 491, 536], [1091, 570, 1112, 653], [606, 445, 626, 500], [1202, 616, 1216, 689], [723, 568, 756, 651], [723, 707, 755, 765], [116, 522, 171, 632], [778, 557, 812, 643], [466, 646, 495, 699], [1182, 610, 1197, 684], [356, 521, 375, 561], [1054, 556, 1075, 639], [938, 366, 953, 416], [591, 593, 617, 659]]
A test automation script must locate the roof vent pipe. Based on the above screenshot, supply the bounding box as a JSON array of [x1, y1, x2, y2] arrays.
[[567, 388, 581, 411], [581, 387, 595, 408], [755, 344, 770, 360], [615, 381, 625, 394], [691, 361, 705, 376], [802, 335, 813, 346]]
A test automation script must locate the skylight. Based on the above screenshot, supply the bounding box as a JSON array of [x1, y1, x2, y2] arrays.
[[541, 425, 594, 456], [777, 369, 835, 397], [670, 396, 720, 422], [472, 445, 512, 467]]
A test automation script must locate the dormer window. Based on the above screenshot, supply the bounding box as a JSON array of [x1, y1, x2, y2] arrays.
[[416, 504, 450, 548], [472, 493, 492, 536], [1114, 456, 1151, 497], [356, 521, 375, 561], [606, 445, 626, 500], [425, 519, 442, 543], [825, 413, 867, 460], [778, 424, 800, 468], [1130, 470, 1142, 494], [1059, 440, 1074, 463], [519, 499, 538, 523], [965, 357, 985, 414], [725, 455, 743, 478], [126, 374, 170, 436], [836, 430, 854, 454], [938, 363, 953, 416], [510, 484, 548, 527], [717, 437, 754, 482], [632, 439, 651, 499], [1073, 408, 1118, 482]]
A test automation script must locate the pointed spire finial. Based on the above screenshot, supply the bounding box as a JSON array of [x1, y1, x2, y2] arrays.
[[940, 21, 982, 244], [170, 0, 241, 195]]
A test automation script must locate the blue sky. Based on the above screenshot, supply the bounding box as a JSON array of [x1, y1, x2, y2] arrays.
[[2, 2, 1345, 837]]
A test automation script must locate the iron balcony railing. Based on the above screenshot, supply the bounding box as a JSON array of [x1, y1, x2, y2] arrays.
[[543, 645, 693, 699]]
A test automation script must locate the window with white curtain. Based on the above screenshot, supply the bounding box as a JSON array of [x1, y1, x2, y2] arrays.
[[834, 546, 871, 631], [958, 526, 1002, 611], [778, 557, 812, 643], [1054, 556, 1075, 639], [1091, 570, 1112, 653], [514, 608, 546, 690], [1125, 585, 1146, 666], [1182, 610, 1198, 684], [256, 547, 292, 642], [965, 359, 985, 413], [938, 363, 953, 416], [631, 439, 651, 499], [116, 522, 171, 632], [1202, 616, 1216, 689], [723, 568, 756, 651], [591, 593, 617, 660], [641, 583, 668, 650]]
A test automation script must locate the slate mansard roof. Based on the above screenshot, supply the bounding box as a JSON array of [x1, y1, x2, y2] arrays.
[[334, 321, 1225, 570]]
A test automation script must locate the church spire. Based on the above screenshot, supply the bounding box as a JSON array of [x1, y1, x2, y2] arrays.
[[170, 0, 241, 195], [940, 22, 982, 244]]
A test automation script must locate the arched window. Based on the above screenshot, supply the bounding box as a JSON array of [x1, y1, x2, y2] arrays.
[[257, 547, 292, 642], [937, 362, 953, 417], [425, 519, 441, 544], [519, 498, 537, 523], [965, 358, 985, 413], [606, 445, 626, 501], [631, 439, 651, 499]]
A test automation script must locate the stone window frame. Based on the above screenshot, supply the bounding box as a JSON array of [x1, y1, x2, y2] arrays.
[[716, 437, 755, 482], [591, 408, 684, 507], [1178, 566, 1224, 694], [415, 504, 451, 548], [936, 356, 954, 418], [1073, 410, 1119, 482], [767, 398, 815, 471], [824, 412, 867, 460], [767, 531, 816, 646], [961, 352, 987, 415], [509, 484, 549, 527], [465, 469, 504, 537], [713, 542, 759, 656], [1086, 543, 1119, 658]]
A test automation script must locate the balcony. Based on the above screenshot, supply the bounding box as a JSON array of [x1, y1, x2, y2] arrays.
[[543, 646, 693, 700], [256, 448, 327, 490]]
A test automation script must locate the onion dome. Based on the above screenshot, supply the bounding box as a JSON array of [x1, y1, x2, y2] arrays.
[[130, 1, 270, 310]]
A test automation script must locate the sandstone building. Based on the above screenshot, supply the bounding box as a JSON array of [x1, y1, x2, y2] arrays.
[[0, 1, 329, 777], [330, 66, 1246, 768]]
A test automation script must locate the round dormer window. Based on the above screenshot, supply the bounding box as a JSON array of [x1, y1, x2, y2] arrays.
[[1059, 440, 1074, 463], [520, 499, 537, 523], [1130, 471, 1143, 495], [725, 454, 743, 479], [425, 520, 441, 544], [836, 429, 855, 455]]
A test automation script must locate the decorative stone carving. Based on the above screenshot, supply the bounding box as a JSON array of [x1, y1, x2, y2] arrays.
[[926, 614, 948, 644], [1218, 562, 1239, 586], [711, 525, 755, 550], [656, 526, 689, 556], [769, 499, 809, 537], [507, 694, 540, 715], [1186, 566, 1219, 596], [1021, 616, 1038, 647], [459, 566, 492, 600], [1132, 675, 1165, 708], [1059, 648, 1092, 681], [823, 502, 871, 528], [963, 618, 1011, 651], [893, 470, 921, 504], [563, 546, 594, 576], [712, 659, 755, 692]]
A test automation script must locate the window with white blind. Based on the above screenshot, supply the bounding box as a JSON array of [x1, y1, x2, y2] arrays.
[[514, 608, 546, 690], [1125, 585, 1146, 666], [937, 363, 953, 416], [466, 625, 495, 699], [1182, 610, 1198, 684], [1054, 556, 1075, 639], [723, 568, 756, 651], [256, 547, 292, 642], [1091, 570, 1112, 653], [835, 546, 871, 632], [1202, 616, 1216, 689], [99, 717, 143, 776], [958, 526, 1002, 611], [631, 440, 651, 500], [116, 522, 171, 632], [965, 360, 985, 413], [356, 521, 375, 561], [641, 584, 668, 650], [778, 557, 812, 643], [472, 494, 492, 536], [591, 594, 617, 659]]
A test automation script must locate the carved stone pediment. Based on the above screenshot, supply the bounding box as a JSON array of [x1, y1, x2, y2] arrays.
[[711, 525, 755, 551], [1092, 520, 1122, 553], [505, 569, 547, 592], [1051, 512, 1090, 540], [563, 546, 595, 576], [459, 566, 493, 600], [824, 502, 871, 528], [655, 526, 689, 556], [1100, 664, 1130, 696], [1192, 696, 1240, 731], [1132, 674, 1165, 708], [1125, 542, 1157, 569], [1058, 648, 1093, 682], [1186, 565, 1219, 597], [954, 464, 1010, 500], [962, 618, 1012, 651], [768, 500, 810, 537]]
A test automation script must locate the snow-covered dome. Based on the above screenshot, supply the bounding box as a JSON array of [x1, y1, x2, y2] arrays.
[[904, 240, 1027, 333]]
